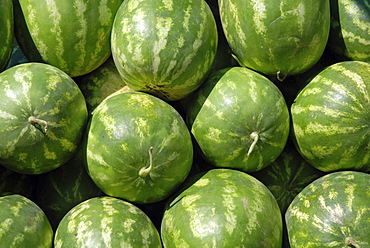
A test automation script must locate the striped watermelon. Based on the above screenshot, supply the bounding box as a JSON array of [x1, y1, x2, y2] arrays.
[[0, 0, 13, 72], [218, 0, 331, 79], [161, 168, 283, 247], [286, 171, 370, 247], [54, 196, 162, 247], [13, 0, 123, 77], [78, 56, 132, 115], [35, 146, 103, 230], [188, 67, 290, 173], [0, 194, 53, 247], [291, 61, 370, 172], [0, 62, 88, 174], [85, 92, 193, 204], [328, 0, 370, 62], [111, 0, 218, 101]]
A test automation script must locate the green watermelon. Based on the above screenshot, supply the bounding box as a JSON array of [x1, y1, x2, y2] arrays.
[[188, 67, 290, 173], [328, 0, 370, 62], [218, 0, 331, 79], [13, 0, 123, 77], [286, 171, 370, 247], [111, 0, 218, 101], [78, 56, 132, 115], [0, 0, 14, 72], [54, 196, 162, 247], [291, 61, 370, 172], [161, 168, 283, 247], [85, 92, 193, 204], [0, 62, 88, 174], [35, 146, 103, 230], [0, 194, 53, 247]]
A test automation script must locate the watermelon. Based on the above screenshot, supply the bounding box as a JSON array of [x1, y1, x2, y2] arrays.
[[187, 66, 290, 173], [0, 0, 14, 72], [218, 0, 331, 78], [286, 171, 370, 247], [0, 194, 53, 247], [161, 168, 283, 247], [111, 0, 218, 101], [85, 92, 193, 204], [0, 62, 88, 174], [13, 0, 123, 77], [35, 146, 103, 230], [291, 61, 370, 172], [54, 196, 162, 247], [78, 56, 132, 115], [328, 0, 370, 62]]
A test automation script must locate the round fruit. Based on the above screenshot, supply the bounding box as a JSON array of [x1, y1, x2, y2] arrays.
[[219, 0, 330, 78], [188, 67, 290, 173], [286, 171, 370, 247], [161, 168, 283, 247], [13, 0, 123, 77], [111, 0, 218, 101], [291, 61, 370, 172], [0, 0, 14, 72], [0, 62, 88, 174], [0, 194, 53, 247], [85, 92, 193, 204], [328, 0, 370, 62], [54, 196, 162, 248]]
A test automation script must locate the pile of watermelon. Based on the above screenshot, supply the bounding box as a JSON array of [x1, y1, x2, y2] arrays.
[[0, 0, 369, 247]]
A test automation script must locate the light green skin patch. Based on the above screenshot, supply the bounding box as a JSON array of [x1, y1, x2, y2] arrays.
[[0, 194, 53, 248], [86, 92, 193, 204], [111, 0, 218, 101], [0, 0, 14, 72], [54, 196, 161, 248], [219, 0, 330, 76], [291, 61, 370, 172], [189, 67, 290, 173], [0, 63, 87, 174], [161, 168, 283, 247], [286, 171, 370, 247], [14, 0, 123, 77]]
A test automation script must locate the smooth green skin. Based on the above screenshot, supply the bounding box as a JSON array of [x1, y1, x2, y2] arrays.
[[0, 194, 53, 248], [291, 61, 370, 172], [111, 0, 218, 101], [161, 168, 283, 248], [35, 146, 103, 230], [286, 171, 370, 247], [0, 63, 88, 174], [0, 0, 14, 72], [54, 196, 162, 248], [219, 0, 330, 77], [14, 0, 123, 77], [78, 56, 131, 115], [86, 92, 193, 204], [189, 67, 290, 173], [328, 0, 370, 62]]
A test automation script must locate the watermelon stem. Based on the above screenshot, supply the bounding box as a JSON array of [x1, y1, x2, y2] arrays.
[[139, 147, 154, 177], [247, 132, 259, 155], [28, 116, 49, 133], [277, 71, 287, 82], [345, 237, 360, 248]]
